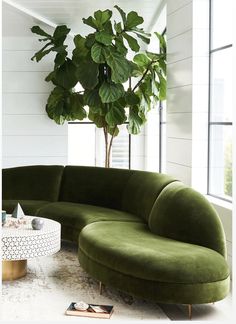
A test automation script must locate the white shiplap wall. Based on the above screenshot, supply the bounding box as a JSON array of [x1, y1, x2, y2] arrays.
[[166, 0, 232, 275], [2, 3, 68, 168], [166, 0, 209, 191], [166, 0, 193, 185]]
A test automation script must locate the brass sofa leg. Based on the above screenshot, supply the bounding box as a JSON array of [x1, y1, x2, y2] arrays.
[[188, 304, 192, 320], [99, 281, 104, 295]]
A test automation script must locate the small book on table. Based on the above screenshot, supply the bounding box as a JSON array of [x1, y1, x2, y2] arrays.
[[65, 302, 114, 319]]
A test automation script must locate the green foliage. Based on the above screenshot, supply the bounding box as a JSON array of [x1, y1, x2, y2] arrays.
[[224, 141, 232, 197], [31, 6, 166, 140]]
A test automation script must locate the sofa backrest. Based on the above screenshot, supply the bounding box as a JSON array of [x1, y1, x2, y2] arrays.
[[2, 165, 64, 202], [121, 170, 177, 221], [59, 166, 176, 221], [148, 181, 227, 257]]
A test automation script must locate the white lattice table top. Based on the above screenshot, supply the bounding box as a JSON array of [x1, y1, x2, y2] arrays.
[[2, 215, 61, 261]]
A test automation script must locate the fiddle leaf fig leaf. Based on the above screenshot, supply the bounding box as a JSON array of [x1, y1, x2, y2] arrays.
[[31, 44, 53, 62], [158, 73, 166, 100], [94, 9, 112, 28], [114, 22, 122, 33], [159, 57, 166, 75], [105, 102, 126, 126], [47, 86, 64, 108], [84, 88, 102, 107], [155, 32, 166, 53], [31, 26, 52, 39], [46, 87, 66, 124], [72, 35, 88, 62], [45, 71, 56, 82], [115, 36, 128, 55], [123, 33, 140, 52], [69, 93, 87, 120], [88, 111, 106, 128], [99, 81, 125, 103], [55, 59, 78, 89], [46, 101, 65, 124], [82, 16, 98, 30], [151, 79, 160, 97], [53, 25, 70, 46], [126, 11, 143, 29], [91, 42, 105, 63], [128, 106, 143, 135], [107, 126, 119, 136], [134, 32, 150, 44], [76, 58, 99, 89], [114, 5, 127, 27], [95, 31, 113, 45], [133, 53, 151, 67], [104, 48, 131, 83], [125, 90, 140, 105], [85, 33, 96, 48], [104, 20, 113, 34], [54, 51, 67, 67]]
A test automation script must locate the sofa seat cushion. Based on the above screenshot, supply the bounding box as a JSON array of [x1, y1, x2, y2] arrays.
[[36, 202, 144, 233], [79, 222, 229, 285], [2, 199, 51, 216]]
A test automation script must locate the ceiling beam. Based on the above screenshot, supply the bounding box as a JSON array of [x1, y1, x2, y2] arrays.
[[2, 0, 75, 36], [3, 0, 57, 28]]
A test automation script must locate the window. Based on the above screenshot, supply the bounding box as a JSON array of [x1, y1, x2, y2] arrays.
[[147, 4, 166, 173], [68, 121, 130, 168], [208, 0, 233, 201]]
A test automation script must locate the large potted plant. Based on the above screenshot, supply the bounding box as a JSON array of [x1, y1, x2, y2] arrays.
[[31, 6, 166, 167]]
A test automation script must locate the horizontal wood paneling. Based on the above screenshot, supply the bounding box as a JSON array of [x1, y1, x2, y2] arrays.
[[2, 135, 67, 157], [167, 30, 192, 64], [167, 2, 192, 39], [167, 113, 192, 139], [3, 50, 54, 71], [167, 58, 192, 89], [3, 71, 54, 93], [167, 85, 192, 113], [3, 6, 68, 168], [3, 115, 67, 136], [3, 93, 49, 115], [166, 162, 191, 185], [167, 0, 191, 15], [167, 138, 192, 166]]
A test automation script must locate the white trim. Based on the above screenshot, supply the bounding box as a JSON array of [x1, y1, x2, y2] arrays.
[[206, 194, 232, 212]]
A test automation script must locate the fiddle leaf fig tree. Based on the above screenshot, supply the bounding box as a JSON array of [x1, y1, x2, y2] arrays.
[[31, 6, 166, 167]]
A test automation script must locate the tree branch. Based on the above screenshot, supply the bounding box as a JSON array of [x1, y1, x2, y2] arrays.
[[132, 59, 157, 92]]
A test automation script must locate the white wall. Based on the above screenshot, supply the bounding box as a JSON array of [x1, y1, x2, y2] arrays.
[[166, 0, 232, 274], [2, 3, 68, 168], [166, 0, 209, 191]]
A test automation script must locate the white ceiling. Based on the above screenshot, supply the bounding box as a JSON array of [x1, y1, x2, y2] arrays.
[[3, 0, 165, 35]]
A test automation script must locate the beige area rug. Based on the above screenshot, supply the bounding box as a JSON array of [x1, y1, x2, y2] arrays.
[[1, 241, 169, 322]]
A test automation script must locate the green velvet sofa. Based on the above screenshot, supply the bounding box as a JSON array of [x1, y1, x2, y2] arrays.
[[2, 165, 230, 310]]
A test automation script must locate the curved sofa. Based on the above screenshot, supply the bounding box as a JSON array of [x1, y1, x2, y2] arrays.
[[2, 165, 230, 307]]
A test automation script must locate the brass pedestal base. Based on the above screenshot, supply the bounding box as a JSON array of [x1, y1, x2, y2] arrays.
[[2, 260, 27, 281]]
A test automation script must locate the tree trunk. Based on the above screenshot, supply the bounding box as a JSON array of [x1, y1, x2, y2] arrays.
[[103, 127, 114, 168]]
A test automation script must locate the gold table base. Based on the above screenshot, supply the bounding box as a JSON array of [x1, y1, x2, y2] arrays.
[[2, 260, 27, 281]]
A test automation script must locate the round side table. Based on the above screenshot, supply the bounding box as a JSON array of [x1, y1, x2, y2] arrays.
[[2, 215, 61, 280]]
